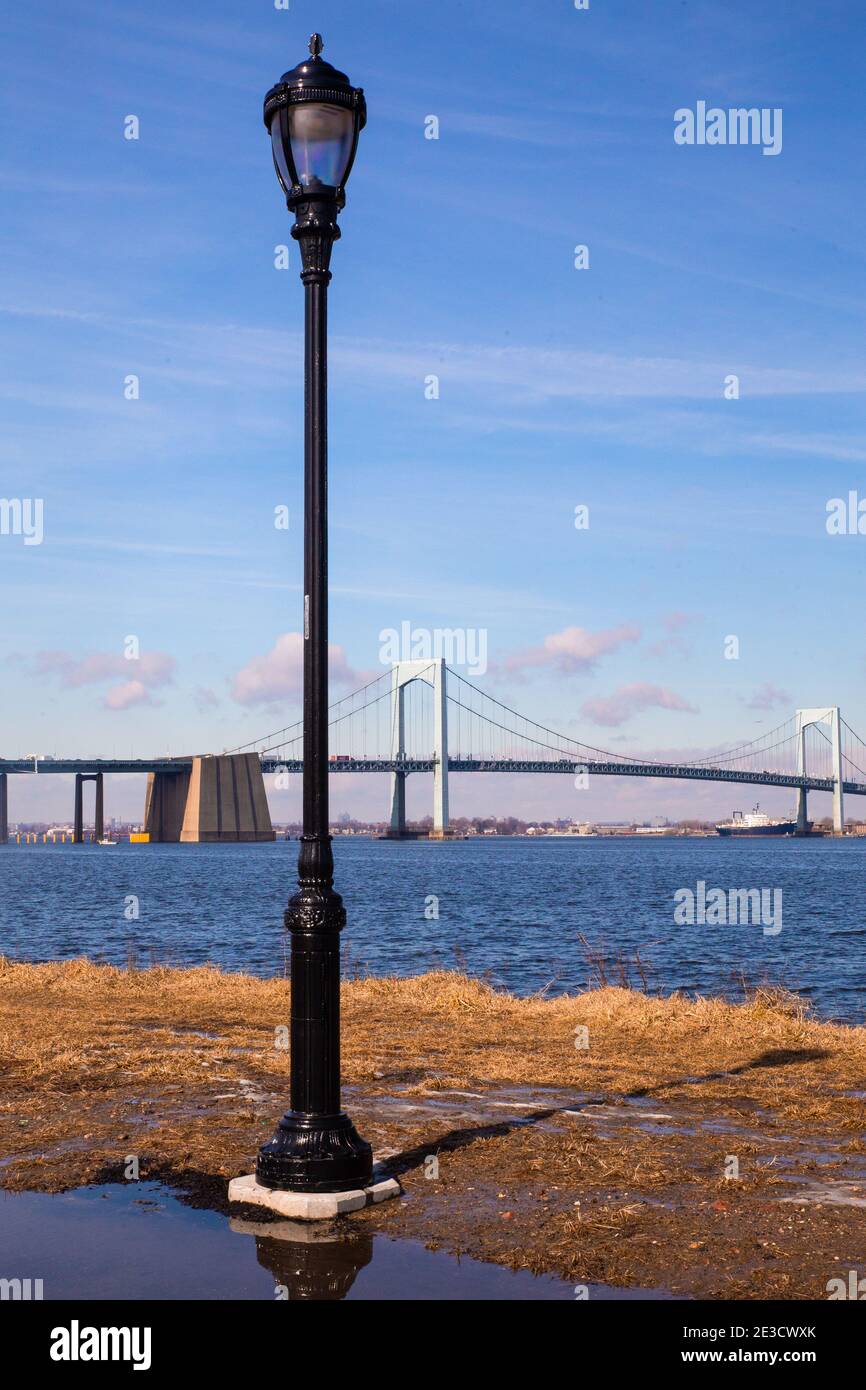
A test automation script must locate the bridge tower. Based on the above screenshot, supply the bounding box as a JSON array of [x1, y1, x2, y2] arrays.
[[388, 659, 449, 838], [795, 707, 844, 834], [0, 772, 7, 845]]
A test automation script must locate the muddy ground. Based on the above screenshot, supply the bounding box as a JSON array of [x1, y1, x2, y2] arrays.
[[1, 957, 864, 1298]]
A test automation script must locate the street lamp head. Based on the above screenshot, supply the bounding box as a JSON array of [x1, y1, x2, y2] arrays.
[[264, 34, 366, 209]]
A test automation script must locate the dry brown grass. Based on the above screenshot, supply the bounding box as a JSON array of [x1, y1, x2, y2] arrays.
[[1, 958, 864, 1297], [1, 954, 864, 1118]]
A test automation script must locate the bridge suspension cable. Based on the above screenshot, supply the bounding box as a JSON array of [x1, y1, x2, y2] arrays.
[[222, 669, 394, 757], [445, 671, 805, 778], [841, 717, 866, 780], [224, 660, 866, 793]]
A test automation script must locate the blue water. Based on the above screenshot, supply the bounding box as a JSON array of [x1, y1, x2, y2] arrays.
[[1, 837, 864, 1022], [1, 1182, 675, 1300]]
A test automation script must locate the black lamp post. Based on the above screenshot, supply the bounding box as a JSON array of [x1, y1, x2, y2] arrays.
[[256, 34, 372, 1193]]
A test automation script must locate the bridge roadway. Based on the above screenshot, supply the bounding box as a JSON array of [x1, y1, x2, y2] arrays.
[[259, 758, 866, 796], [2, 756, 863, 797], [0, 758, 191, 774]]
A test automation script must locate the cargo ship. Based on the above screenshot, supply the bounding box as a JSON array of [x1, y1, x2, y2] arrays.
[[715, 804, 804, 837]]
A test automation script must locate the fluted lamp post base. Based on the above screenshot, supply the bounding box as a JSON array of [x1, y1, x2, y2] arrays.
[[256, 1110, 373, 1193]]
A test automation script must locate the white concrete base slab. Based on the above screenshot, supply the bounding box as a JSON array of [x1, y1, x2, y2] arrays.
[[228, 1171, 401, 1221], [229, 1216, 343, 1243]]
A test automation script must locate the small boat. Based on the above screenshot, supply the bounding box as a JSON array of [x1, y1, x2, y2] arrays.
[[97, 838, 118, 846]]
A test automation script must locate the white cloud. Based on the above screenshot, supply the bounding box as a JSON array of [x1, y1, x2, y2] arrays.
[[104, 680, 156, 711], [503, 623, 641, 677], [580, 682, 699, 727], [30, 648, 175, 712], [230, 632, 360, 707]]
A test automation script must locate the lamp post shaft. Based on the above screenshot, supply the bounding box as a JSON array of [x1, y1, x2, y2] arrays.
[[256, 194, 372, 1193], [293, 272, 339, 1117], [303, 278, 329, 853]]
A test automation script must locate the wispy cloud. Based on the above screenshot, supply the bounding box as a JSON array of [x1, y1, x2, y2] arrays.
[[743, 681, 790, 711], [742, 432, 866, 464], [502, 623, 641, 678], [193, 686, 220, 713], [580, 683, 699, 727], [4, 305, 866, 403], [31, 648, 176, 711], [645, 611, 702, 660]]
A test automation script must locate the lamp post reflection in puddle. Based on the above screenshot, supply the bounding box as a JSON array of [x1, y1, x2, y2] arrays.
[[230, 1218, 372, 1300]]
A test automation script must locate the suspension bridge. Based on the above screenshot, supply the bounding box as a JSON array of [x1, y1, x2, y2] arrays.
[[3, 660, 862, 841]]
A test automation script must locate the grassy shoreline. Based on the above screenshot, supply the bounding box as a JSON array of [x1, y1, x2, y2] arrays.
[[1, 957, 864, 1298]]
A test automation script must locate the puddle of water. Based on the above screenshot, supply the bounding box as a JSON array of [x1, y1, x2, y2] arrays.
[[0, 1183, 676, 1300], [384, 1087, 683, 1132], [374, 1088, 567, 1135], [565, 1103, 674, 1123], [780, 1180, 866, 1209], [381, 1086, 782, 1147]]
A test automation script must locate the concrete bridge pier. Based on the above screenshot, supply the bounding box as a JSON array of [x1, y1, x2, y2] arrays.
[[143, 755, 274, 842], [388, 770, 407, 836], [73, 771, 104, 843], [94, 772, 104, 841], [796, 786, 808, 834], [73, 773, 84, 844], [180, 754, 274, 842], [143, 769, 190, 842], [0, 772, 7, 845]]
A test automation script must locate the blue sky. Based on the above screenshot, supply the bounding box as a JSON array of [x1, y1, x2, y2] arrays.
[[1, 0, 864, 824]]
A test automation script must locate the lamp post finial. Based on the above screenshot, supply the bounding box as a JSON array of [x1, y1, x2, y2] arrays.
[[309, 33, 323, 58]]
